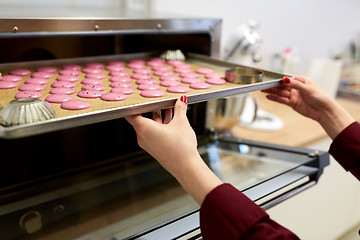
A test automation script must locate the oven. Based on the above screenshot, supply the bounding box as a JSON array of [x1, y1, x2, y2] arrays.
[[0, 16, 329, 240]]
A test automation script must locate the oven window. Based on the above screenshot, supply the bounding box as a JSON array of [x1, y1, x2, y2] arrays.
[[199, 140, 312, 191]]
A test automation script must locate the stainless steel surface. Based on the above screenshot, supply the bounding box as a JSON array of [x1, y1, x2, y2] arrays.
[[0, 18, 220, 35], [214, 94, 258, 131], [0, 98, 56, 126], [259, 180, 317, 211], [0, 17, 222, 59], [225, 66, 263, 84], [0, 53, 283, 139]]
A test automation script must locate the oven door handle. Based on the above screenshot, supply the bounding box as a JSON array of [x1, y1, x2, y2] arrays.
[[257, 180, 316, 210]]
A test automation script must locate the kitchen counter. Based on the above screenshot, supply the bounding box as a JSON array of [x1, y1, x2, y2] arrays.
[[230, 91, 360, 147]]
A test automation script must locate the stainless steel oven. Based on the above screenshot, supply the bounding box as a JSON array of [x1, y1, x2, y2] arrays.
[[0, 15, 329, 240]]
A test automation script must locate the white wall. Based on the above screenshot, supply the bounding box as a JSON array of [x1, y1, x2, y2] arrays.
[[1, 0, 360, 71], [152, 0, 360, 72]]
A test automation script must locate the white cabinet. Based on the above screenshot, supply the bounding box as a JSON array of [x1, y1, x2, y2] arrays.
[[267, 138, 360, 240]]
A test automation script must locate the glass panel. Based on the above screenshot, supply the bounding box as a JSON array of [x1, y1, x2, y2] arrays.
[[199, 140, 312, 191], [3, 140, 313, 240]]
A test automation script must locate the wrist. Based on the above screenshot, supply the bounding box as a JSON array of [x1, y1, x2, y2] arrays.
[[174, 154, 223, 205], [318, 101, 355, 139]]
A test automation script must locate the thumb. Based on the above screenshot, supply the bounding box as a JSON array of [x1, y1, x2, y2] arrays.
[[173, 96, 188, 121]]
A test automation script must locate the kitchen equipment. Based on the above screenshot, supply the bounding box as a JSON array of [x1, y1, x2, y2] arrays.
[[160, 49, 186, 61], [0, 98, 55, 126], [224, 19, 262, 63], [225, 66, 264, 84], [214, 94, 258, 132], [0, 15, 329, 240]]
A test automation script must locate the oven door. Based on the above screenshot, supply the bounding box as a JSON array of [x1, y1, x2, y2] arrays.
[[75, 136, 329, 240], [0, 130, 328, 240]]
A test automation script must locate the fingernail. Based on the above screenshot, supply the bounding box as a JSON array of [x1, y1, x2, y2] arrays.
[[283, 76, 291, 84], [180, 95, 188, 104]]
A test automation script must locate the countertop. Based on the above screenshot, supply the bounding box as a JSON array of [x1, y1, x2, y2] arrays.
[[230, 91, 360, 147]]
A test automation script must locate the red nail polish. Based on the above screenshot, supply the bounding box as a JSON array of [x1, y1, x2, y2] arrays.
[[283, 76, 291, 84], [180, 95, 188, 104]]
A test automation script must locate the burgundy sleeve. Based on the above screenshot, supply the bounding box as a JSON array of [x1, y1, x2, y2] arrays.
[[329, 121, 360, 181], [200, 183, 300, 240]]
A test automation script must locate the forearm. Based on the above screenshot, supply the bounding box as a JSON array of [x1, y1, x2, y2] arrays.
[[173, 154, 223, 205], [318, 100, 355, 140]]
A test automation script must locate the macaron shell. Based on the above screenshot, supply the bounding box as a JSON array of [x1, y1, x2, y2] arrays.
[[18, 84, 46, 92], [15, 91, 42, 99], [0, 81, 18, 89], [49, 87, 76, 95], [61, 99, 90, 110], [77, 90, 103, 98], [45, 94, 73, 103], [160, 80, 181, 87], [190, 82, 212, 89], [140, 90, 165, 98], [0, 75, 23, 82], [110, 87, 135, 95], [100, 92, 128, 101], [32, 72, 54, 79], [137, 84, 160, 90], [9, 69, 31, 76], [205, 78, 227, 85], [167, 85, 190, 93]]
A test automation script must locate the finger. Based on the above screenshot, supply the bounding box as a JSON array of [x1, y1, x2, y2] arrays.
[[262, 87, 292, 100], [172, 96, 188, 121], [265, 94, 290, 105], [284, 76, 310, 93], [163, 108, 173, 124], [292, 75, 307, 84], [152, 110, 163, 123], [125, 114, 146, 129]]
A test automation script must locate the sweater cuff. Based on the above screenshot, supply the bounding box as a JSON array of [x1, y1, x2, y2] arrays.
[[200, 183, 268, 239], [329, 121, 360, 171]]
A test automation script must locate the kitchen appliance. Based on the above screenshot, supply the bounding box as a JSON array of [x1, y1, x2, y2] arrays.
[[0, 14, 329, 240]]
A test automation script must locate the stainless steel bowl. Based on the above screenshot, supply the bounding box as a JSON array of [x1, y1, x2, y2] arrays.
[[214, 94, 258, 131], [0, 98, 56, 126], [225, 67, 263, 84]]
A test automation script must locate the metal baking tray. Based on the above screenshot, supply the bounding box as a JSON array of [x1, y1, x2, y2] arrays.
[[0, 52, 283, 139]]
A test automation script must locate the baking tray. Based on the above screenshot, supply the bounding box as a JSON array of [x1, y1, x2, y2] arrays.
[[0, 52, 283, 139]]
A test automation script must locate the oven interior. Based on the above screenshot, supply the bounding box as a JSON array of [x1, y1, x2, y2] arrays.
[[0, 34, 212, 64]]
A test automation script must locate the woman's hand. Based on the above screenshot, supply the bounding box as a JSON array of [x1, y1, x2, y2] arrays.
[[125, 96, 198, 176], [262, 75, 333, 121], [125, 96, 223, 205], [262, 75, 355, 139]]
